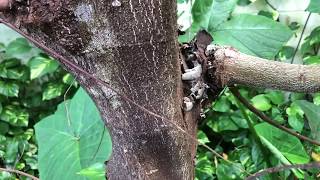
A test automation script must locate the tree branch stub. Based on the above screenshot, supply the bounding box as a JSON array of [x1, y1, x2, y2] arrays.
[[207, 45, 320, 93]]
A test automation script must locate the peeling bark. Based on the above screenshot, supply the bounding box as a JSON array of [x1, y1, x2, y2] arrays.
[[1, 0, 197, 179], [208, 46, 320, 93]]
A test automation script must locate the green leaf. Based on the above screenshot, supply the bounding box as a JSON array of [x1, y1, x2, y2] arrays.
[[286, 102, 304, 132], [208, 0, 238, 31], [257, 133, 304, 178], [42, 83, 65, 100], [296, 100, 320, 142], [258, 11, 276, 20], [197, 130, 210, 144], [0, 60, 30, 80], [255, 123, 310, 164], [196, 152, 215, 179], [277, 46, 295, 61], [0, 121, 9, 135], [77, 163, 105, 180], [63, 73, 77, 86], [207, 115, 239, 132], [216, 161, 243, 180], [192, 0, 237, 31], [213, 14, 293, 59], [251, 94, 272, 111], [4, 139, 19, 164], [28, 56, 59, 79], [306, 0, 320, 13], [237, 0, 251, 6], [35, 88, 112, 180], [6, 38, 32, 56], [0, 105, 29, 127], [271, 107, 285, 124], [313, 93, 320, 106], [303, 55, 320, 65], [266, 90, 285, 105], [213, 96, 231, 112], [0, 80, 19, 97]]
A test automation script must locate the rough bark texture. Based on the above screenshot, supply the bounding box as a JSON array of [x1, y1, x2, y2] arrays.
[[1, 0, 198, 179], [209, 46, 320, 93]]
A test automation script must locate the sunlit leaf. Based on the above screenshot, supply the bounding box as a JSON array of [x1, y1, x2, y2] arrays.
[[42, 83, 65, 100], [0, 81, 19, 97], [77, 163, 105, 180], [28, 56, 59, 79], [251, 94, 272, 111]]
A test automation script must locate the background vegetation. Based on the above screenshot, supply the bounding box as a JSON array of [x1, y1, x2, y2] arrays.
[[0, 0, 319, 179]]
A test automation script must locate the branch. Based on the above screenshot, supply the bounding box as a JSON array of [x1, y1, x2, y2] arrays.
[[0, 167, 40, 180], [229, 86, 320, 146], [208, 46, 320, 93], [246, 162, 320, 180]]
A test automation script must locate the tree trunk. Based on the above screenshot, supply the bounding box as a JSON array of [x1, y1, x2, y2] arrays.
[[1, 0, 198, 179]]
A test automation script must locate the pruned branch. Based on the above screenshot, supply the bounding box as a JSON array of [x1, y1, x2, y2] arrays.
[[208, 46, 320, 93]]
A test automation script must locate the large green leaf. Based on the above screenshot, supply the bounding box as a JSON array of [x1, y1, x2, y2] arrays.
[[28, 56, 59, 79], [192, 0, 236, 30], [296, 100, 320, 142], [212, 14, 293, 59], [35, 88, 112, 180], [255, 123, 310, 164], [5, 38, 32, 56], [306, 0, 320, 13]]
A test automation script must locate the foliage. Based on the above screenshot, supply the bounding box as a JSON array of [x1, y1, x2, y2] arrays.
[[0, 25, 78, 179], [35, 88, 112, 180], [178, 0, 320, 179]]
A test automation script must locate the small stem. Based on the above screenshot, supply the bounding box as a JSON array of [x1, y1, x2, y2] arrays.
[[246, 162, 320, 180], [234, 93, 271, 165], [265, 0, 276, 11], [0, 168, 39, 180], [291, 12, 311, 64], [229, 86, 320, 146]]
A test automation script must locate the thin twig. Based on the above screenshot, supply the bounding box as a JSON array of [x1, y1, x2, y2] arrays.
[[291, 12, 312, 64], [265, 0, 276, 11], [229, 86, 320, 146], [246, 162, 320, 180], [0, 18, 252, 175], [63, 77, 76, 128], [0, 167, 40, 180]]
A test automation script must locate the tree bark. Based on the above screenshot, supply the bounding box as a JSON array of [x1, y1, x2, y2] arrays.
[[1, 0, 198, 179]]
